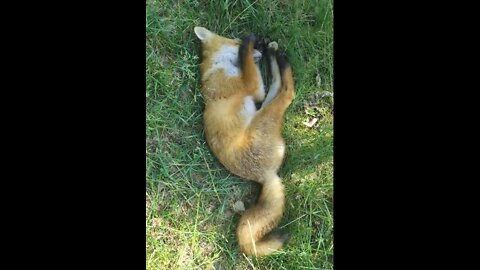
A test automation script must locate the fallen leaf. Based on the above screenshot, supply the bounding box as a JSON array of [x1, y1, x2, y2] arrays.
[[303, 118, 318, 127]]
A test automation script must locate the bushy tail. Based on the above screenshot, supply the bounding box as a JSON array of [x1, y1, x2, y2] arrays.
[[236, 174, 288, 256]]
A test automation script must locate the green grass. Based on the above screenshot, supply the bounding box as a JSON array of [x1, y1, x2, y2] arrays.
[[146, 0, 333, 269]]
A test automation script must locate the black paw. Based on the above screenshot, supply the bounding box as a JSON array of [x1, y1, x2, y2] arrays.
[[255, 37, 271, 53], [277, 51, 290, 74], [241, 33, 256, 46]]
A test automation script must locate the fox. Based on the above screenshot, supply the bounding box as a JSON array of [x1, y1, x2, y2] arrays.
[[194, 26, 295, 256]]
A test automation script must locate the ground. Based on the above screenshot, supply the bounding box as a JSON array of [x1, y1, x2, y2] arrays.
[[146, 0, 333, 269]]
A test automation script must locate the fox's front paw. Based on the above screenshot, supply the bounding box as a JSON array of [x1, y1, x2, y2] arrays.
[[239, 34, 257, 67], [264, 40, 278, 63], [241, 34, 256, 46], [255, 38, 272, 52], [254, 38, 267, 52], [267, 41, 278, 51]]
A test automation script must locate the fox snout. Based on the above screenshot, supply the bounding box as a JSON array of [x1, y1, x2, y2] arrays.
[[253, 49, 262, 63]]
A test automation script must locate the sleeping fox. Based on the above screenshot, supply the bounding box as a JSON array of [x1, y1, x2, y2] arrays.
[[194, 26, 295, 256]]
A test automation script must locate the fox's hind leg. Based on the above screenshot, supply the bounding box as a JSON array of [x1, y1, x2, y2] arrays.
[[238, 53, 295, 256], [261, 41, 282, 108], [248, 51, 295, 175]]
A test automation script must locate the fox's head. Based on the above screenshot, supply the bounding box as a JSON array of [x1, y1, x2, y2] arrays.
[[194, 26, 262, 76]]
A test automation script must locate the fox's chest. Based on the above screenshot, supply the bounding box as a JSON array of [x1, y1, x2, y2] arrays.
[[205, 45, 241, 77]]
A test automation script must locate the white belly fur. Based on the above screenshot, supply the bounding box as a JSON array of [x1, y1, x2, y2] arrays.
[[204, 45, 241, 78], [239, 96, 256, 126]]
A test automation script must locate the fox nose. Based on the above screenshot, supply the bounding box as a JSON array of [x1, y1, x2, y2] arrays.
[[253, 49, 262, 63]]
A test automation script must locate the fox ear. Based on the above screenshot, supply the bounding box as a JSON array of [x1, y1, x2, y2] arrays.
[[194, 26, 213, 41]]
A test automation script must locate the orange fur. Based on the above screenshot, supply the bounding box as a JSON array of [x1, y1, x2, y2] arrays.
[[194, 26, 295, 256]]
